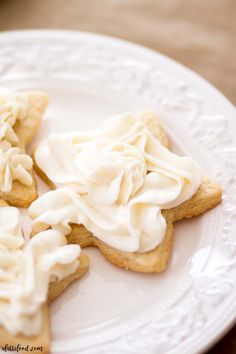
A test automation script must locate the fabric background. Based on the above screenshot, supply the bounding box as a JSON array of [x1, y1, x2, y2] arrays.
[[0, 0, 235, 352], [0, 0, 235, 104]]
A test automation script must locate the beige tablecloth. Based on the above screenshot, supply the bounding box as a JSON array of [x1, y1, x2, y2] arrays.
[[0, 0, 235, 105], [0, 0, 235, 353]]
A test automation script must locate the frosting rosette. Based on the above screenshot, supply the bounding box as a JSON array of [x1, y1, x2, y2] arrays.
[[0, 88, 35, 193], [0, 88, 28, 121], [32, 113, 202, 253], [0, 87, 29, 147], [0, 147, 33, 193], [0, 206, 80, 336]]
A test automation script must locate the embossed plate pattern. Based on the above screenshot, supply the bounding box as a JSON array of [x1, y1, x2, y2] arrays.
[[0, 30, 236, 354]]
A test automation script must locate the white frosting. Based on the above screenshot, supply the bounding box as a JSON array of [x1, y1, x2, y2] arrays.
[[0, 87, 29, 147], [32, 113, 202, 253], [0, 147, 33, 193], [0, 206, 80, 336], [0, 88, 34, 192], [0, 88, 28, 120]]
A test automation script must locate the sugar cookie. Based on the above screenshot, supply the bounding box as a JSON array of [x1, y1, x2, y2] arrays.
[[0, 88, 48, 207], [0, 203, 89, 353], [30, 112, 222, 272]]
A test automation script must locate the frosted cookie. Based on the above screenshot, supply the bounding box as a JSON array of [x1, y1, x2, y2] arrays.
[[30, 112, 222, 272], [0, 205, 89, 353], [0, 88, 48, 207], [33, 112, 170, 190]]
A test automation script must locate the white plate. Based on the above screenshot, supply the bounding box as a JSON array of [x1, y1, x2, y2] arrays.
[[0, 30, 236, 354]]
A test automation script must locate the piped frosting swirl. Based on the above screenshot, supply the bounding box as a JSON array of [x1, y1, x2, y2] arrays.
[[31, 113, 202, 253]]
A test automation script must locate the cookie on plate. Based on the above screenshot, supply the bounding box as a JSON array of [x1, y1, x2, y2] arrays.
[[30, 112, 222, 273], [0, 88, 48, 207], [0, 203, 89, 354]]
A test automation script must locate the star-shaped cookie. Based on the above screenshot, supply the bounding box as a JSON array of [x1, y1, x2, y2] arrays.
[[0, 201, 89, 354], [0, 89, 48, 207], [30, 112, 222, 273]]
